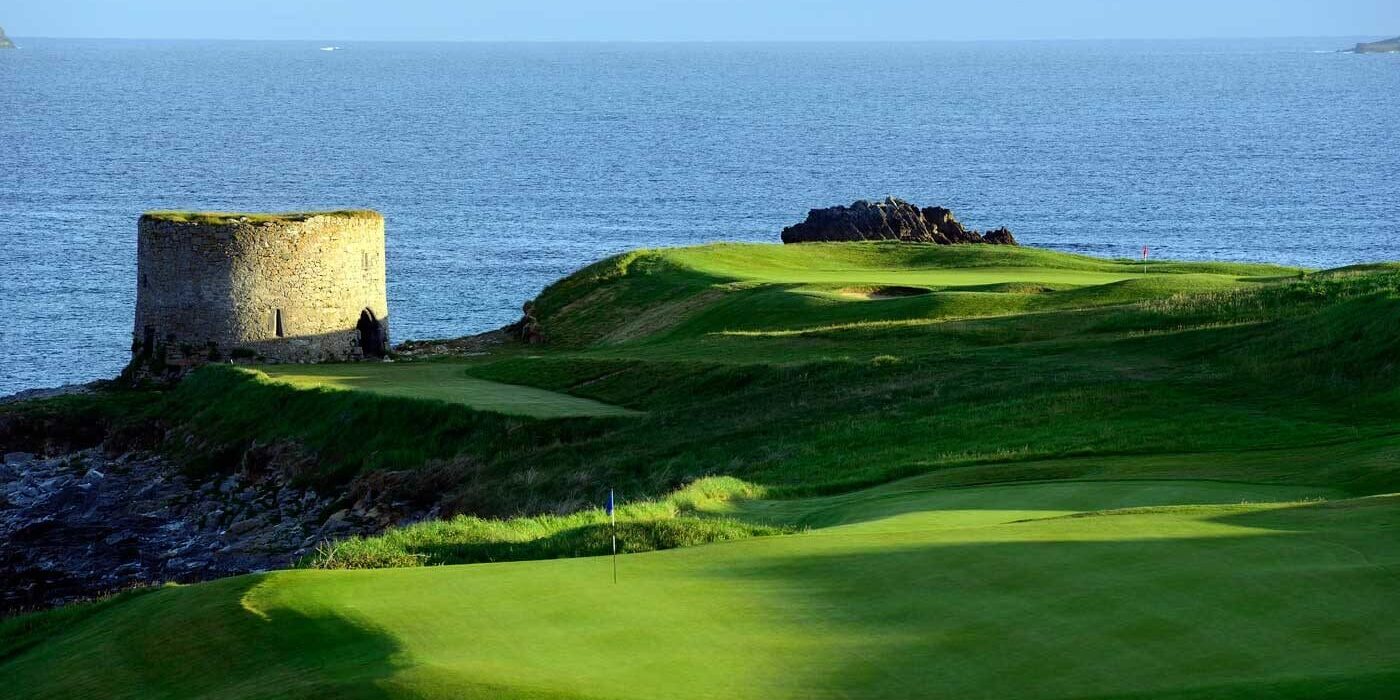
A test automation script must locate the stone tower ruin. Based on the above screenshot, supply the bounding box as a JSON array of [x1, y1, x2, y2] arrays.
[[132, 210, 389, 370]]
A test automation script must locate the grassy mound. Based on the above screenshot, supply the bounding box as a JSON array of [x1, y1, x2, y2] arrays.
[[10, 243, 1399, 501], [6, 243, 1400, 698], [140, 210, 382, 225]]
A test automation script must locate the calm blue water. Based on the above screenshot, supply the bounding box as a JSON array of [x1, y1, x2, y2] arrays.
[[1, 38, 1397, 395]]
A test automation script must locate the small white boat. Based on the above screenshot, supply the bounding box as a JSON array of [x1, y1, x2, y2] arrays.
[[320, 46, 341, 52]]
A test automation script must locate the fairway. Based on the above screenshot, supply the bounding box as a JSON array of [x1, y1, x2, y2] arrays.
[[256, 363, 640, 418], [727, 474, 1342, 531], [6, 243, 1398, 700], [4, 479, 1396, 700], [659, 243, 1298, 284]]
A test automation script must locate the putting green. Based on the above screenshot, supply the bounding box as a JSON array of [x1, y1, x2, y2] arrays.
[[660, 243, 1293, 287], [255, 364, 640, 418], [7, 480, 1395, 700]]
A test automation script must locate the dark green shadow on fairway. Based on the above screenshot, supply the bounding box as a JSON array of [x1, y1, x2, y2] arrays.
[[1, 575, 405, 700], [5, 497, 1398, 699], [693, 497, 1400, 700], [728, 478, 1339, 531]]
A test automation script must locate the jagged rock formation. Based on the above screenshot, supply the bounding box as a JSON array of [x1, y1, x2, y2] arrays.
[[0, 387, 489, 611], [1351, 36, 1400, 53], [1, 449, 323, 611], [983, 227, 1017, 245], [506, 302, 547, 344], [0, 26, 15, 49], [0, 435, 451, 611], [781, 198, 1017, 246]]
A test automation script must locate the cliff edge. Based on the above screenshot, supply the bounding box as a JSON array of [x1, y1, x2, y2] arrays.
[[0, 26, 15, 49]]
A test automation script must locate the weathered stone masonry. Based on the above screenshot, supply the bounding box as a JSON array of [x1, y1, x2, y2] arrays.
[[133, 211, 389, 367]]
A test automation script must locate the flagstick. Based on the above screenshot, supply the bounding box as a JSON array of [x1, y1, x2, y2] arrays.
[[610, 488, 618, 584]]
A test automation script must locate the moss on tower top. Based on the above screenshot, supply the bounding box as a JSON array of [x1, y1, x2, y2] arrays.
[[140, 210, 383, 226]]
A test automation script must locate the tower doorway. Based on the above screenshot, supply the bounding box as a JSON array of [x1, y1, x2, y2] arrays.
[[357, 308, 385, 358]]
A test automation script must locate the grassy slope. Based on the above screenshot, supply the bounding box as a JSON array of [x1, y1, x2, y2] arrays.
[[6, 243, 1400, 699]]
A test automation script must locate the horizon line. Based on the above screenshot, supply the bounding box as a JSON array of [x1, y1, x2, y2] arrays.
[[2, 33, 1387, 45]]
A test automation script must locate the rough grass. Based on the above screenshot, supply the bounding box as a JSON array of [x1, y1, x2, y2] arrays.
[[140, 209, 382, 225], [5, 243, 1400, 699], [305, 477, 782, 569], [11, 245, 1399, 505], [309, 515, 788, 569]]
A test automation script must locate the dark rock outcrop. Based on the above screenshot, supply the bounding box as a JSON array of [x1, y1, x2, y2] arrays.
[[506, 301, 547, 344], [1351, 36, 1400, 53], [0, 445, 444, 613], [781, 198, 1017, 246], [0, 449, 316, 612], [983, 227, 1018, 245], [0, 26, 14, 49]]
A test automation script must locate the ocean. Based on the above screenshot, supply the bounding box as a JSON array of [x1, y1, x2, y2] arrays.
[[1, 37, 1397, 395]]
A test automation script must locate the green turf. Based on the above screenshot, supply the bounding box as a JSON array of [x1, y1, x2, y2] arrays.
[[526, 243, 1301, 350], [4, 480, 1395, 699], [6, 242, 1399, 699], [255, 364, 640, 418], [140, 210, 382, 225]]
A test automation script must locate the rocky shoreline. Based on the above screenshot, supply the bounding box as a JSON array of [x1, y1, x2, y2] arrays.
[[0, 332, 519, 613], [0, 446, 430, 614]]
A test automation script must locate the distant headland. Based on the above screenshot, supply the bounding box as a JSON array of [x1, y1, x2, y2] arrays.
[[0, 26, 15, 49], [1349, 36, 1400, 54]]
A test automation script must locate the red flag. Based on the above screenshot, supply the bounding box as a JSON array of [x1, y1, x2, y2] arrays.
[[1142, 246, 1149, 261]]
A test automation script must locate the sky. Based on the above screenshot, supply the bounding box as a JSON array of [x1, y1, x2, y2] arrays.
[[4, 0, 1398, 42]]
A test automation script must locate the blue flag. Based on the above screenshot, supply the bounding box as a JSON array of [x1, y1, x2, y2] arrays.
[[607, 488, 618, 583]]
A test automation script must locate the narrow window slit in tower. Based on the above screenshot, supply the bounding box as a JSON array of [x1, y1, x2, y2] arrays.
[[275, 309, 285, 338]]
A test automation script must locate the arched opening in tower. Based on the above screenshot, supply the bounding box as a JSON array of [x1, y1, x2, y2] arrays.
[[357, 308, 386, 358]]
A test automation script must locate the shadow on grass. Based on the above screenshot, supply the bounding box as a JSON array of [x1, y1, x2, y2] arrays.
[[6, 498, 1398, 699], [700, 497, 1400, 699], [0, 574, 405, 700], [733, 478, 1337, 530]]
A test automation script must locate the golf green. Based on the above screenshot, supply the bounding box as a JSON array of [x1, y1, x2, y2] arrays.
[[6, 480, 1396, 700], [256, 364, 640, 418]]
